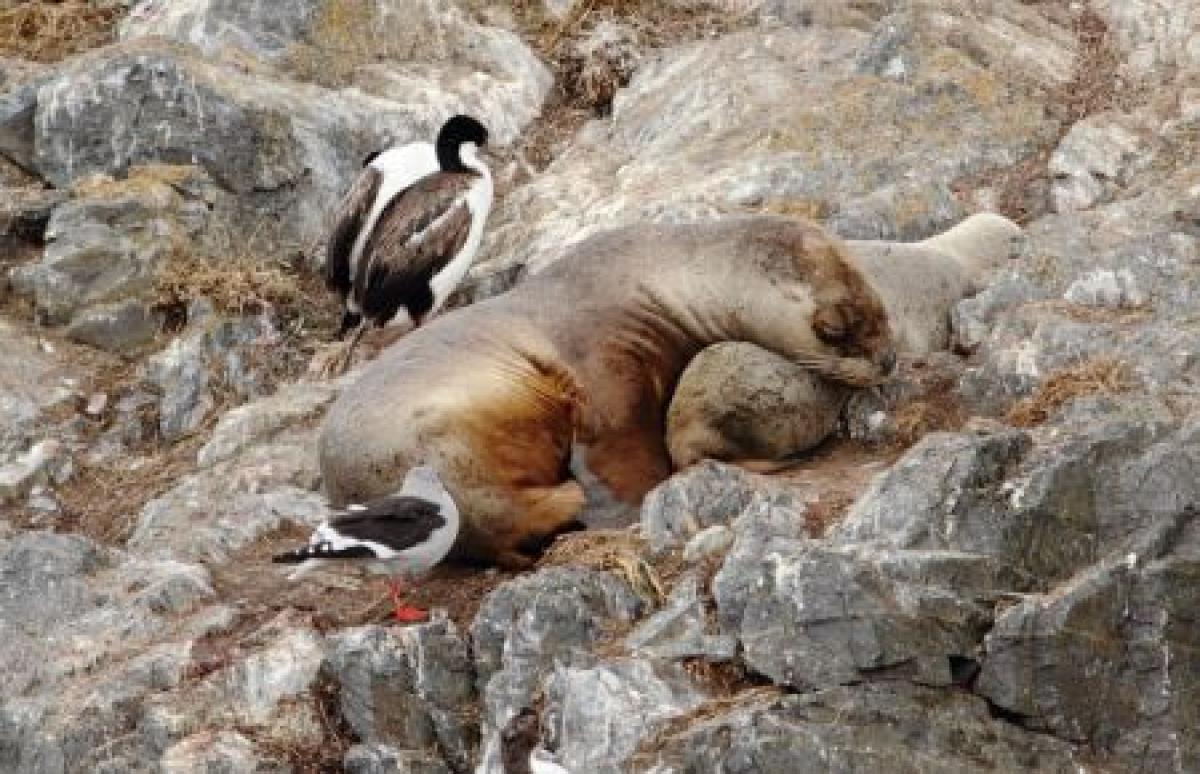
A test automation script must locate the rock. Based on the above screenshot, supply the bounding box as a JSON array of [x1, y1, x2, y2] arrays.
[[28, 12, 548, 248], [680, 525, 734, 563], [950, 277, 1048, 353], [1049, 113, 1155, 212], [0, 531, 225, 772], [0, 70, 50, 173], [831, 430, 1033, 554], [470, 10, 1062, 294], [625, 573, 736, 661], [65, 299, 164, 353], [326, 620, 476, 773], [0, 187, 65, 243], [344, 744, 451, 774], [976, 506, 1200, 771], [1091, 0, 1200, 78], [0, 439, 67, 506], [9, 165, 223, 326], [142, 305, 281, 442], [1062, 267, 1148, 308], [638, 683, 1084, 772], [161, 730, 261, 773], [471, 567, 642, 772], [640, 461, 793, 553], [715, 507, 996, 689], [196, 379, 339, 467], [0, 318, 77, 459], [542, 658, 707, 774]]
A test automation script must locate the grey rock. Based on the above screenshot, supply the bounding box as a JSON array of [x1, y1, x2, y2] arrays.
[[344, 744, 451, 774], [0, 187, 65, 242], [639, 683, 1083, 773], [142, 308, 282, 442], [327, 620, 476, 773], [950, 277, 1048, 353], [832, 430, 1032, 554], [0, 319, 77, 459], [32, 14, 547, 249], [976, 506, 1200, 771], [1090, 0, 1200, 78], [640, 461, 793, 553], [160, 730, 261, 773], [471, 567, 642, 771], [543, 658, 707, 774], [680, 525, 733, 564], [197, 380, 338, 467], [0, 440, 66, 506], [0, 74, 49, 173], [9, 165, 220, 326], [473, 12, 1062, 291], [1049, 113, 1155, 213], [1062, 267, 1148, 309], [715, 521, 995, 689], [65, 299, 164, 354], [626, 573, 736, 662]]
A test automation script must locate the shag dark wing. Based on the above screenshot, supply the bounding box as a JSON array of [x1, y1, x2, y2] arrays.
[[353, 171, 476, 321], [327, 494, 446, 551], [325, 166, 383, 295]]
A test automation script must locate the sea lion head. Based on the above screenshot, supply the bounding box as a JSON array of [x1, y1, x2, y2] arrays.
[[735, 219, 897, 386], [927, 212, 1027, 292]]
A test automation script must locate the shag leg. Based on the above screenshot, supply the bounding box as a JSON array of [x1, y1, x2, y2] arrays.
[[387, 575, 429, 623]]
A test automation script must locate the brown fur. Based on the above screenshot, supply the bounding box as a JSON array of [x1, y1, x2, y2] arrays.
[[319, 216, 895, 568]]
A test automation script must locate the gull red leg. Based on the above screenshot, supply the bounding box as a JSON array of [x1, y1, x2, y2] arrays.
[[387, 574, 429, 623]]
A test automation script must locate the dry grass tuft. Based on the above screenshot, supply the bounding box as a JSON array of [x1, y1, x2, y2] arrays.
[[1007, 358, 1134, 427], [0, 1, 122, 63], [539, 528, 668, 606]]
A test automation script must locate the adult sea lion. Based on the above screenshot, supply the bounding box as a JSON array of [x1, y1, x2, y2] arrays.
[[666, 212, 1025, 470], [319, 215, 897, 568]]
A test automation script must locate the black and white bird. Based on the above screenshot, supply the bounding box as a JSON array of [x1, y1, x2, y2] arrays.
[[323, 114, 494, 371], [272, 465, 460, 623]]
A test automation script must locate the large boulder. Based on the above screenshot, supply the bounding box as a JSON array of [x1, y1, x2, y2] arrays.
[[467, 3, 1068, 296]]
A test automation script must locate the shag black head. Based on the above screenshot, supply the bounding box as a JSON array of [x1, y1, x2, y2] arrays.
[[436, 114, 489, 172]]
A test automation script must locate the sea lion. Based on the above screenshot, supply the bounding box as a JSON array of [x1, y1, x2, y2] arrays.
[[319, 215, 897, 568], [666, 212, 1025, 470]]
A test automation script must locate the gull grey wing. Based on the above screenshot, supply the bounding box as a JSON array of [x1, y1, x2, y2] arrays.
[[353, 172, 475, 320], [328, 495, 446, 552], [325, 166, 383, 294]]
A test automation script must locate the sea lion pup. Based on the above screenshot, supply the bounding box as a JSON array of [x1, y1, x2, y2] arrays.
[[319, 215, 897, 569], [666, 212, 1026, 470]]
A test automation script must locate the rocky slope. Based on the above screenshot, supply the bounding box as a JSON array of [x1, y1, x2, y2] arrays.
[[1, 1, 1198, 772]]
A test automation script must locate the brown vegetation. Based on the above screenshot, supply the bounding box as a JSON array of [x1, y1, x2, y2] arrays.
[[0, 1, 122, 63], [1007, 358, 1133, 427]]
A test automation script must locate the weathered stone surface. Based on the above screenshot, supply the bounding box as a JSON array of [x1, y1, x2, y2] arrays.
[[1050, 112, 1157, 212], [626, 573, 736, 661], [327, 620, 476, 773], [0, 531, 224, 773], [0, 186, 64, 242], [9, 165, 222, 326], [977, 507, 1200, 771], [471, 567, 642, 772], [141, 304, 282, 442], [64, 299, 164, 354], [1091, 0, 1200, 78], [30, 5, 548, 249], [161, 730, 262, 773], [469, 9, 1063, 296], [344, 744, 451, 774], [716, 500, 997, 689], [640, 461, 793, 553], [639, 684, 1084, 773], [0, 440, 67, 506], [0, 319, 78, 460], [542, 658, 706, 774], [196, 379, 339, 467]]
